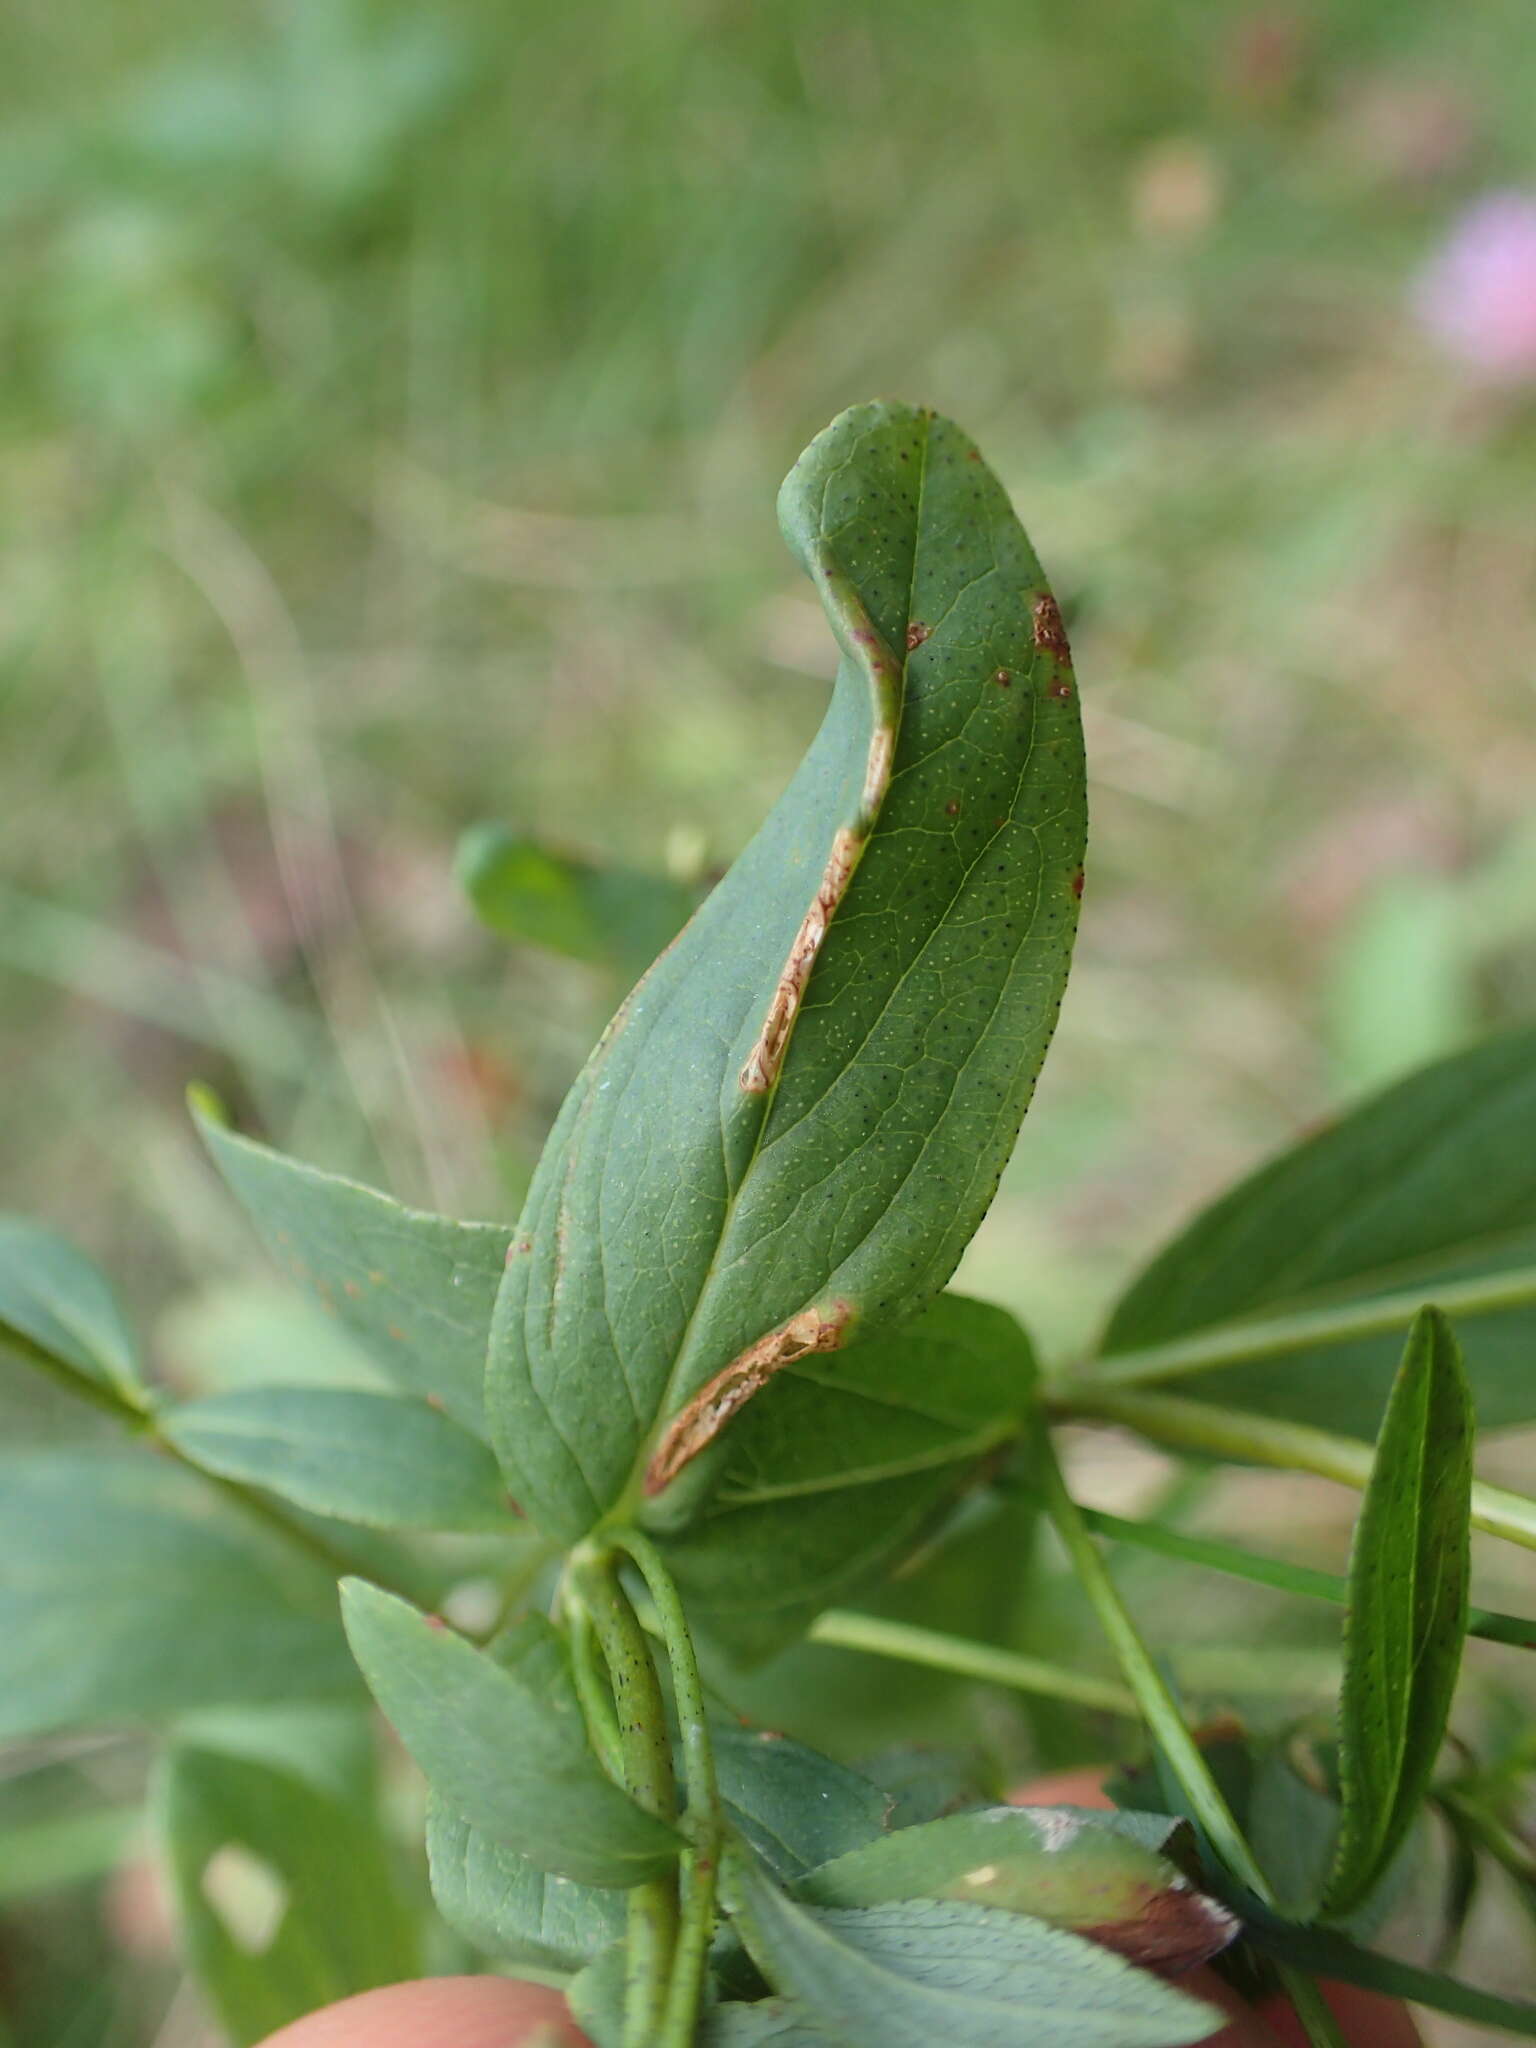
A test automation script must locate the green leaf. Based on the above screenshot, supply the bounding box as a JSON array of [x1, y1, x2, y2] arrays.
[[0, 1449, 359, 1738], [457, 822, 697, 976], [657, 1294, 1035, 1658], [701, 2003, 843, 2045], [1099, 1026, 1536, 1436], [1241, 1907, 1536, 2037], [425, 1793, 625, 1971], [192, 1091, 511, 1437], [157, 1739, 417, 2046], [1321, 1308, 1473, 1917], [566, 1939, 628, 2048], [0, 1215, 142, 1399], [0, 1806, 140, 1904], [161, 1386, 513, 1533], [713, 1726, 889, 1883], [722, 1846, 1222, 2048], [489, 400, 1085, 1541], [339, 1581, 677, 1887], [797, 1806, 1236, 1971]]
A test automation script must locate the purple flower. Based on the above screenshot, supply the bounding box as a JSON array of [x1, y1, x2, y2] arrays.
[[1415, 190, 1536, 381]]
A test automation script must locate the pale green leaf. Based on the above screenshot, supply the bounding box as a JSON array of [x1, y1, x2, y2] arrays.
[[722, 1846, 1222, 2048], [425, 1794, 625, 1971], [193, 1092, 510, 1436], [0, 1214, 142, 1398], [797, 1806, 1236, 1971], [1101, 1026, 1536, 1436], [339, 1581, 677, 1886], [1322, 1308, 1473, 1917], [457, 822, 696, 976], [158, 1739, 417, 2045], [162, 1386, 513, 1532], [0, 1449, 359, 1739], [490, 400, 1085, 1541]]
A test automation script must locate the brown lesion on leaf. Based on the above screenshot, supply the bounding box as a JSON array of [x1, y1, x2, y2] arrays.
[[1081, 1887, 1239, 1972], [739, 824, 859, 1093], [645, 1299, 852, 1496], [1032, 593, 1072, 661], [905, 620, 931, 652]]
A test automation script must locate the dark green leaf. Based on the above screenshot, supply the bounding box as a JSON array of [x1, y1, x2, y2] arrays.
[[713, 1726, 889, 1883], [157, 1738, 417, 2045], [193, 1091, 509, 1436], [1321, 1308, 1473, 1917], [339, 1580, 677, 1886], [657, 1293, 1035, 1658], [457, 822, 697, 976], [855, 1746, 994, 1829], [0, 1449, 358, 1738], [797, 1806, 1236, 1971], [161, 1386, 513, 1532], [722, 1846, 1222, 2048], [489, 401, 1085, 1541], [1101, 1026, 1536, 1436], [1242, 1906, 1536, 2037], [425, 1794, 624, 1971], [0, 1215, 142, 1398]]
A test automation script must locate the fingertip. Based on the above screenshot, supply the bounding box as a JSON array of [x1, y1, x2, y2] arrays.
[[256, 1976, 592, 2048]]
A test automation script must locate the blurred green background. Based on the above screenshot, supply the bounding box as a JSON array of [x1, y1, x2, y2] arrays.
[[3, 0, 1535, 2039]]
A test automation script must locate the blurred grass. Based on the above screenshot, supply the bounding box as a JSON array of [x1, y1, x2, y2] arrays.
[[3, 0, 1536, 2035]]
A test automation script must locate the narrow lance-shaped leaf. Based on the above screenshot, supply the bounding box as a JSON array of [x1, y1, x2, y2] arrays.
[[339, 1583, 677, 1888], [489, 401, 1086, 1541], [0, 1215, 143, 1400], [1099, 1025, 1536, 1437], [192, 1091, 510, 1436], [1321, 1307, 1473, 1917], [161, 1387, 515, 1533]]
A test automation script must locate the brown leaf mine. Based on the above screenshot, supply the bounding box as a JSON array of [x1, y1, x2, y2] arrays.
[[645, 1299, 852, 1495], [739, 826, 859, 1093]]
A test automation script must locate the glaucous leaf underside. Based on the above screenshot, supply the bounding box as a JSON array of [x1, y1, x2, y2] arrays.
[[488, 400, 1087, 1541]]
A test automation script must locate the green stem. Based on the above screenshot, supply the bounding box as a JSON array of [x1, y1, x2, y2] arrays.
[[807, 1610, 1138, 1718], [1056, 1386, 1536, 1553], [570, 1548, 679, 2048], [3, 1327, 434, 1596], [1074, 1263, 1536, 1391], [567, 1599, 625, 1778], [1084, 1507, 1536, 1651], [613, 1530, 722, 2048], [1033, 1421, 1273, 1901]]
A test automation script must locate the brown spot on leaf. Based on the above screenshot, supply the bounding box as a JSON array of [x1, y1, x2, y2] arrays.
[[1081, 1888, 1240, 1972], [387, 1324, 406, 1343], [945, 800, 960, 817], [645, 1300, 854, 1494], [1071, 868, 1085, 898], [1032, 593, 1072, 660], [424, 1613, 448, 1632], [965, 447, 982, 462], [993, 668, 1012, 687], [905, 621, 931, 652], [1048, 677, 1074, 701]]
